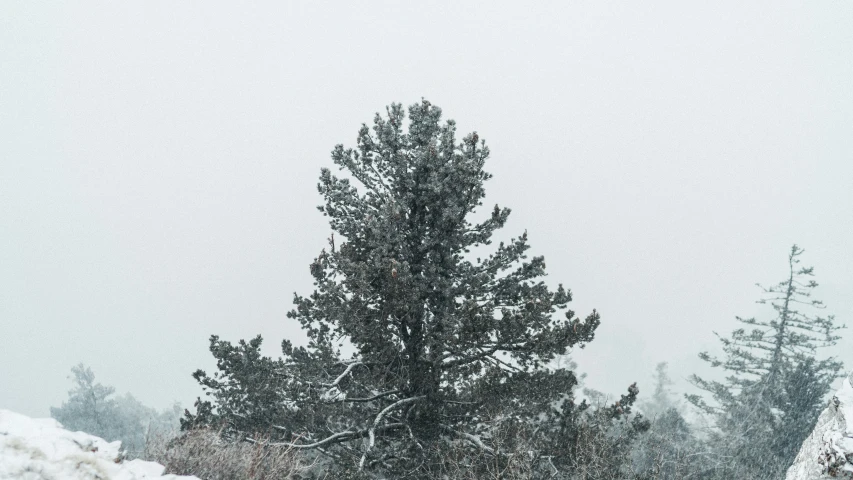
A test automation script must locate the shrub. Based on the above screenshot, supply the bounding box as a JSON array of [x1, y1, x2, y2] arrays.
[[145, 428, 312, 480]]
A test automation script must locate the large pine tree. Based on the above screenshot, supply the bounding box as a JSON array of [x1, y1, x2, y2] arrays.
[[186, 100, 645, 478], [687, 245, 844, 479]]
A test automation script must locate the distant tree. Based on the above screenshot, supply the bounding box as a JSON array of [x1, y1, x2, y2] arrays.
[[187, 100, 646, 478], [51, 364, 117, 437], [640, 362, 678, 420], [630, 408, 709, 480], [627, 363, 710, 479], [51, 364, 181, 458], [687, 245, 844, 479]]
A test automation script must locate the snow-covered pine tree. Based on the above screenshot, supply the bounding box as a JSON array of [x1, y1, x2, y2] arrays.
[[687, 245, 844, 479], [187, 100, 644, 478]]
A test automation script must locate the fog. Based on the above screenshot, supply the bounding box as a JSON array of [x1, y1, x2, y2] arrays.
[[1, 1, 851, 419]]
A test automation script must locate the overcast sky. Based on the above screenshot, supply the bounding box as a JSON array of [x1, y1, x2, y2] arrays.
[[2, 2, 851, 418]]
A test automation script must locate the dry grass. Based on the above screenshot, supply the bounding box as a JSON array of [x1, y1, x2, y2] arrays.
[[143, 428, 312, 480]]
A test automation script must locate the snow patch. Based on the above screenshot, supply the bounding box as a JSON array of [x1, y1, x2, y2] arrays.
[[0, 409, 197, 479]]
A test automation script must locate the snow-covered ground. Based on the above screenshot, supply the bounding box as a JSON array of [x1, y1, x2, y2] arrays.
[[0, 409, 197, 480], [787, 371, 853, 480]]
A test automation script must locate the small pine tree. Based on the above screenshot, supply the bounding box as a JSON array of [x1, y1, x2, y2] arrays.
[[641, 362, 678, 420], [188, 100, 645, 478], [687, 245, 844, 479], [51, 364, 181, 458], [51, 364, 120, 438]]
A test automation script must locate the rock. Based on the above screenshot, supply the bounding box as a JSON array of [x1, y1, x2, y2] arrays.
[[786, 372, 853, 479]]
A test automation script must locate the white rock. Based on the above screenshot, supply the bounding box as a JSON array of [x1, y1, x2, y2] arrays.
[[786, 372, 853, 479]]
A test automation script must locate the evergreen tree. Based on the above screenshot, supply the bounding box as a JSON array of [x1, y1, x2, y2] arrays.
[[631, 408, 706, 480], [543, 383, 648, 479], [630, 363, 709, 479], [51, 364, 182, 458], [771, 356, 836, 463], [187, 100, 645, 478], [51, 364, 120, 439], [640, 362, 678, 420], [182, 335, 293, 436], [686, 245, 844, 479]]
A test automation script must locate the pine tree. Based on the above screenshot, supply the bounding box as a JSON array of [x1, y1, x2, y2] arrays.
[[686, 245, 844, 479], [187, 100, 646, 478], [51, 364, 118, 438], [629, 363, 709, 479], [640, 362, 678, 420], [51, 364, 178, 458]]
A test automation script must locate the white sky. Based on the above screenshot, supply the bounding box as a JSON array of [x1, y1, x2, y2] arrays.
[[2, 1, 851, 417]]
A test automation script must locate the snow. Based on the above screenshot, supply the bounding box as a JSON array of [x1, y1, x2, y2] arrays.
[[787, 371, 853, 479], [0, 409, 197, 480]]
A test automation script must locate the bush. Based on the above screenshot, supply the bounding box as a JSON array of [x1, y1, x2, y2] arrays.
[[145, 427, 312, 480]]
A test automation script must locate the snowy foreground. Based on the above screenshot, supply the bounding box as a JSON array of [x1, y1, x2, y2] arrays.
[[787, 371, 853, 479], [0, 409, 197, 480]]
